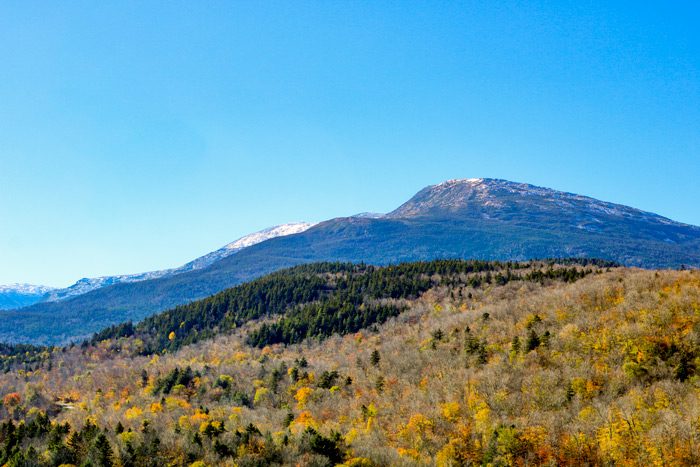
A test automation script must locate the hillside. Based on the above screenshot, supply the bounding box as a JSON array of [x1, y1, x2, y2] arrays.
[[0, 262, 698, 466], [91, 259, 602, 354], [3, 178, 700, 345]]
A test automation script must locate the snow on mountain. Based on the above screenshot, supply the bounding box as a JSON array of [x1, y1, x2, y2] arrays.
[[6, 179, 700, 344], [0, 284, 56, 310], [42, 222, 316, 303], [351, 212, 385, 219], [0, 284, 55, 295], [42, 273, 173, 302], [171, 223, 317, 273], [223, 223, 316, 252]]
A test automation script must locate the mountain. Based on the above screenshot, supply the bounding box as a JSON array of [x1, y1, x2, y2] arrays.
[[388, 178, 687, 231], [41, 222, 316, 302], [2, 178, 700, 345], [0, 284, 55, 310]]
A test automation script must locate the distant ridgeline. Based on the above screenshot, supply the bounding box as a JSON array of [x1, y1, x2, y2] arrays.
[[89, 258, 614, 355]]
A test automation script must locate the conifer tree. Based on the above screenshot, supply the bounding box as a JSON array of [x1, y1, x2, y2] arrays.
[[370, 350, 381, 367], [93, 433, 114, 467]]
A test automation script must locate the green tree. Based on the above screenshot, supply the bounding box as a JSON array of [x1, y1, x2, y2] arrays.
[[525, 329, 541, 352], [92, 433, 114, 467], [370, 350, 381, 367]]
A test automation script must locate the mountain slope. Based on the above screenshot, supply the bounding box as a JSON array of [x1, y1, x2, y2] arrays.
[[2, 178, 699, 344], [41, 222, 315, 302]]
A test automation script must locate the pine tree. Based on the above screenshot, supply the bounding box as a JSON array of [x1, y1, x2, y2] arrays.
[[375, 376, 385, 393], [432, 328, 444, 341], [511, 336, 521, 353], [67, 430, 85, 460], [477, 343, 488, 365], [94, 433, 114, 467], [370, 350, 381, 367], [525, 329, 541, 352]]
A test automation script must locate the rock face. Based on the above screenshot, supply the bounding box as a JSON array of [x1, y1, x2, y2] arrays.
[[3, 179, 700, 345]]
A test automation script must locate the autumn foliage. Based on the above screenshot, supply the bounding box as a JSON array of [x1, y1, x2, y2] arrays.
[[0, 261, 699, 466]]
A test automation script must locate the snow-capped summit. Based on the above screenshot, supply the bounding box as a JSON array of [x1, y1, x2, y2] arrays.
[[41, 222, 317, 303]]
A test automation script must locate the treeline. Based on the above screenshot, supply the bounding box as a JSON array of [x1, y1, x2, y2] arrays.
[[0, 343, 51, 373], [91, 259, 605, 353], [0, 415, 128, 467], [0, 410, 348, 467], [540, 258, 618, 267]]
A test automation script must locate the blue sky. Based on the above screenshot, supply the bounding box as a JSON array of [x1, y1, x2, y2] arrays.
[[1, 1, 698, 287]]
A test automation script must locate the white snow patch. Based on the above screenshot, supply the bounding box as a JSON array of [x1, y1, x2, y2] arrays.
[[0, 284, 56, 295], [224, 222, 316, 251]]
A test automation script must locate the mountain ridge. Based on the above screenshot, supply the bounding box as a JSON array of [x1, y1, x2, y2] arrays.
[[0, 223, 316, 310], [2, 178, 699, 344], [37, 222, 316, 303]]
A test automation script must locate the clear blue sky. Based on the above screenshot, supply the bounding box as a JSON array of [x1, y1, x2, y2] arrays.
[[1, 1, 698, 287]]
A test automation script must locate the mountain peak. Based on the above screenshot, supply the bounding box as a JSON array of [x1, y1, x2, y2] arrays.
[[436, 178, 485, 186], [387, 178, 684, 229], [387, 178, 544, 218]]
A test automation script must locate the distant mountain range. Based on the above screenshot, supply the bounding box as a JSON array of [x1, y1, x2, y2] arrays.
[[2, 178, 699, 345], [0, 222, 315, 310], [0, 284, 56, 310]]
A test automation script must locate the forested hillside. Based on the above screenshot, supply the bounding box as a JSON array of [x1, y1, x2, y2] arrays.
[[93, 260, 602, 355], [1, 261, 700, 466]]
